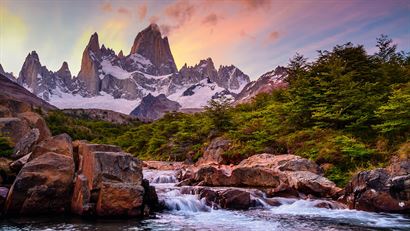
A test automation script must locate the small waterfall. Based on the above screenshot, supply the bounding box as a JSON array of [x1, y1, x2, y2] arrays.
[[162, 189, 210, 212], [152, 175, 177, 184]]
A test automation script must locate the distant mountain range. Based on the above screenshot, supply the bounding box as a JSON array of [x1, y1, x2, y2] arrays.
[[0, 23, 287, 121]]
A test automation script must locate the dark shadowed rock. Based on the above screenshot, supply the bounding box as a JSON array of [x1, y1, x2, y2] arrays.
[[343, 159, 410, 213], [11, 128, 39, 159], [0, 117, 30, 144], [130, 94, 181, 121], [218, 189, 251, 210], [9, 153, 31, 173]]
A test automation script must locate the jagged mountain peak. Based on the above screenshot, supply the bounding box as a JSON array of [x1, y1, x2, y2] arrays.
[[118, 50, 124, 58], [87, 32, 100, 54], [59, 61, 69, 71], [26, 51, 40, 61], [129, 24, 177, 75]]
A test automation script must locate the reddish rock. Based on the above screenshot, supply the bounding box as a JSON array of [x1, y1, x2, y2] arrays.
[[218, 189, 251, 210], [71, 143, 149, 217], [18, 111, 51, 142], [188, 154, 340, 198], [29, 133, 73, 161], [77, 33, 102, 95], [5, 152, 75, 215], [96, 182, 144, 217], [196, 137, 231, 166], [71, 174, 93, 216]]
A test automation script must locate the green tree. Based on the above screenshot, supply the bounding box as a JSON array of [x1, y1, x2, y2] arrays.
[[374, 82, 410, 139], [205, 96, 233, 132]]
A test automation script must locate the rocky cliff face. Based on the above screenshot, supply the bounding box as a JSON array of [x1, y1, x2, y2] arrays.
[[12, 23, 251, 115], [235, 66, 287, 104], [130, 24, 177, 75], [130, 94, 181, 121], [77, 33, 102, 96]]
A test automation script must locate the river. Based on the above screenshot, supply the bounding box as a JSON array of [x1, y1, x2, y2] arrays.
[[1, 169, 409, 231]]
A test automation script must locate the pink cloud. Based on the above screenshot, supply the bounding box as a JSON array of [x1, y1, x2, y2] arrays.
[[117, 7, 130, 16], [137, 3, 148, 20], [100, 2, 113, 12], [202, 13, 220, 26]]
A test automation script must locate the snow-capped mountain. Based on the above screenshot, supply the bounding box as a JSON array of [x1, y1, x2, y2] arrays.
[[235, 66, 288, 104], [12, 23, 251, 115]]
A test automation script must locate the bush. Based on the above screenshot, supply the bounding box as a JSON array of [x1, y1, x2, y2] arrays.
[[0, 136, 13, 157]]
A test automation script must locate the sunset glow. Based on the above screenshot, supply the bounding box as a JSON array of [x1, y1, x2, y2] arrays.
[[1, 0, 409, 79]]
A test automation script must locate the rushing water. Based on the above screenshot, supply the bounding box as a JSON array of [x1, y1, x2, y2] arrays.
[[1, 169, 409, 231]]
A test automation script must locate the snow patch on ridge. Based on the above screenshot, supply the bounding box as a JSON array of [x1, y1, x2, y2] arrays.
[[101, 60, 134, 80], [49, 88, 141, 114], [168, 79, 226, 108]]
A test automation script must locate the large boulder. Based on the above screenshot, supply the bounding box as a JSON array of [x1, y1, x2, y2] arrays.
[[11, 128, 39, 159], [218, 189, 251, 210], [28, 133, 72, 161], [95, 182, 145, 217], [343, 158, 410, 213], [196, 137, 231, 166], [286, 171, 340, 198], [0, 117, 30, 144], [18, 112, 51, 142], [189, 154, 340, 198], [237, 154, 322, 175], [71, 142, 151, 217], [4, 152, 75, 215]]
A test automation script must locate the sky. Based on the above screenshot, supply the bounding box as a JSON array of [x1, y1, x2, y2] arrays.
[[0, 0, 409, 80]]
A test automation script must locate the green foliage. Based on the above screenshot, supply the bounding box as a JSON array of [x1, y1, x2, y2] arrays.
[[0, 135, 13, 157], [373, 82, 410, 140], [204, 96, 233, 133]]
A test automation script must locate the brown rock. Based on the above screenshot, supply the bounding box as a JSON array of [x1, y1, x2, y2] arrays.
[[71, 143, 147, 217], [237, 154, 322, 175], [5, 152, 75, 215], [71, 174, 93, 216], [29, 133, 72, 161], [96, 182, 144, 217], [18, 112, 51, 142], [0, 117, 30, 144], [11, 128, 39, 159], [218, 189, 251, 210], [286, 171, 342, 198], [196, 137, 231, 166], [343, 163, 410, 213], [9, 153, 31, 173]]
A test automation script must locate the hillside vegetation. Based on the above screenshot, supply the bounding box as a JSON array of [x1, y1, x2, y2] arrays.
[[45, 36, 410, 186]]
